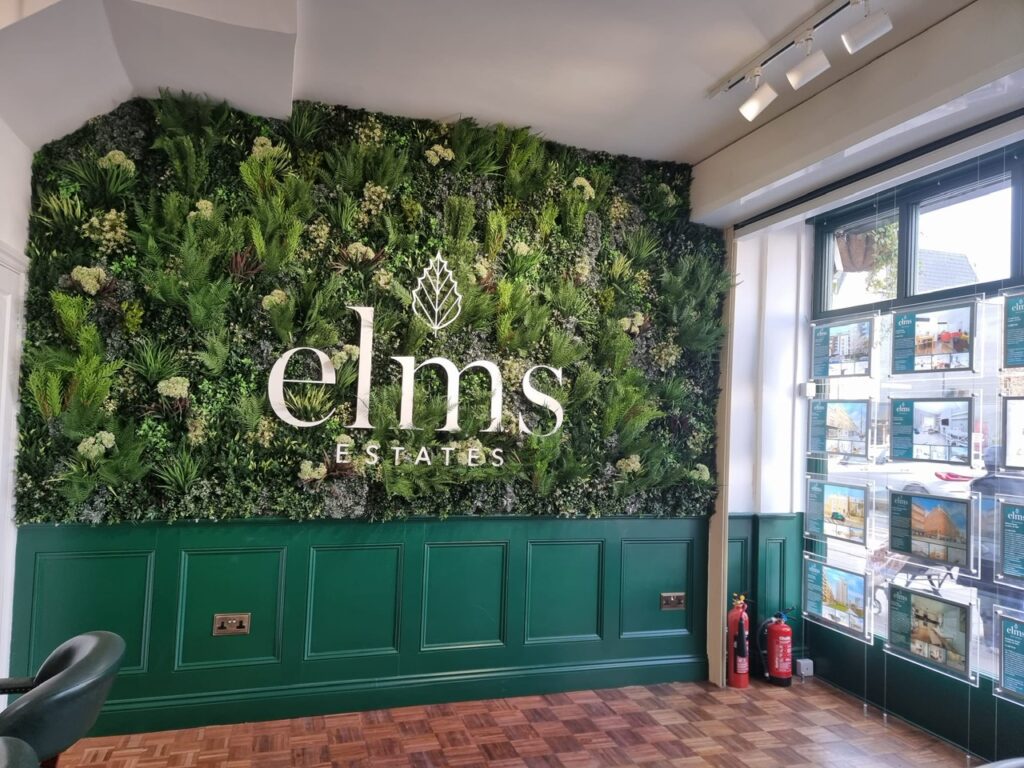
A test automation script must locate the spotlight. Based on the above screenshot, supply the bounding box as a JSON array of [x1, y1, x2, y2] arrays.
[[786, 31, 831, 90], [842, 0, 892, 54], [739, 67, 777, 122]]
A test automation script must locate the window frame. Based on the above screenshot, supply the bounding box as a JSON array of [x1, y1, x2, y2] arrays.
[[813, 141, 1024, 321]]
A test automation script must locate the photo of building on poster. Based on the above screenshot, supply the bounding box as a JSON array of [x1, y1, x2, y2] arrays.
[[1004, 397, 1024, 469], [813, 320, 872, 378], [908, 592, 969, 675], [821, 483, 867, 543], [808, 400, 870, 458], [892, 304, 973, 373], [890, 398, 971, 464], [890, 492, 969, 567], [819, 564, 866, 632]]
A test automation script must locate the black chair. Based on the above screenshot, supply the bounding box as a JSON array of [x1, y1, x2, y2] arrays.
[[0, 632, 125, 768], [0, 738, 38, 768]]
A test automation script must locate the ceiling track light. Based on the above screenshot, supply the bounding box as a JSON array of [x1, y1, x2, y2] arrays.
[[786, 30, 831, 90], [841, 0, 892, 54], [739, 67, 778, 122]]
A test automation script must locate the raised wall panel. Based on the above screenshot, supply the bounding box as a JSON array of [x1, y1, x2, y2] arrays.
[[175, 548, 284, 670], [727, 538, 749, 600], [305, 544, 401, 660], [422, 542, 506, 650], [620, 539, 692, 638], [525, 541, 602, 644], [30, 551, 152, 673]]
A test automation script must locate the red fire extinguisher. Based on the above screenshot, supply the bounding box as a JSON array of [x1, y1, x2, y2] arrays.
[[726, 594, 749, 688], [757, 611, 793, 687]]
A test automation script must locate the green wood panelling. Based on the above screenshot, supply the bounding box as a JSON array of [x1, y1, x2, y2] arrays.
[[30, 551, 153, 673], [422, 543, 507, 650], [306, 545, 402, 659], [620, 539, 693, 638], [807, 600, 1024, 761], [11, 517, 708, 735], [175, 549, 284, 670], [726, 538, 749, 600], [525, 542, 602, 643]]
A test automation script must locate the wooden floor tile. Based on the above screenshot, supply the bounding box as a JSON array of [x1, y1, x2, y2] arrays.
[[59, 679, 974, 767]]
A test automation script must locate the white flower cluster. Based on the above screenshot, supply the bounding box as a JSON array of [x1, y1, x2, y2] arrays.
[[261, 289, 289, 310], [81, 209, 129, 256], [97, 150, 136, 175], [572, 176, 596, 200], [189, 199, 214, 221], [616, 454, 642, 475], [373, 269, 393, 290], [77, 430, 116, 461], [652, 340, 682, 371], [360, 183, 389, 218], [157, 376, 190, 400], [689, 463, 711, 483], [298, 460, 327, 483], [330, 344, 361, 368], [346, 241, 376, 263], [355, 116, 385, 146], [71, 265, 108, 296], [618, 312, 645, 335], [425, 144, 455, 166], [512, 241, 531, 257], [250, 136, 278, 159]]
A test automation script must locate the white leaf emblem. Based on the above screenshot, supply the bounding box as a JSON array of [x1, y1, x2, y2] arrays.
[[411, 252, 462, 333]]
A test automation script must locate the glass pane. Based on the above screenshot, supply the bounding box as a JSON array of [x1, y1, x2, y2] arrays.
[[914, 178, 1012, 295], [827, 211, 899, 311]]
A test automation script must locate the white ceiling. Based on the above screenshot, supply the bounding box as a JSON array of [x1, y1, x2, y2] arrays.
[[0, 0, 974, 163]]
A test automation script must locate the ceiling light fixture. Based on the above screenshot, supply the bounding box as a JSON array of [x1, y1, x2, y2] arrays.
[[841, 0, 892, 54], [786, 30, 831, 90], [739, 68, 778, 122]]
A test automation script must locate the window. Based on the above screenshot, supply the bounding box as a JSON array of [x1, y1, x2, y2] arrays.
[[814, 142, 1023, 319], [826, 209, 898, 311], [913, 175, 1012, 296]]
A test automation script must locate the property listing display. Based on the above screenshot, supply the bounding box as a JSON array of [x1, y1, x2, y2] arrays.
[[889, 491, 970, 569], [806, 479, 868, 545], [890, 398, 971, 464], [997, 612, 1024, 706], [891, 303, 974, 374], [1005, 293, 1024, 369], [808, 400, 870, 457], [804, 557, 869, 640], [812, 320, 872, 378], [998, 501, 1024, 584], [1005, 398, 1024, 469], [887, 585, 972, 681]]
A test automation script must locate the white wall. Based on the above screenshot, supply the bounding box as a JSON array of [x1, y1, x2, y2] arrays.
[[0, 244, 27, 707], [726, 222, 812, 514], [0, 115, 32, 254]]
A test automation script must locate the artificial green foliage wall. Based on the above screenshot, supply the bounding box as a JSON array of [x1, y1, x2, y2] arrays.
[[16, 93, 728, 524]]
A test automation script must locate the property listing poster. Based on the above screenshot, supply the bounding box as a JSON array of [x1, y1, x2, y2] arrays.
[[1000, 501, 1024, 581], [892, 304, 973, 374], [812, 320, 872, 378], [1005, 294, 1024, 369], [804, 559, 867, 637], [808, 400, 869, 457], [999, 615, 1024, 704], [888, 585, 970, 679], [889, 491, 969, 568], [890, 398, 971, 464], [806, 479, 867, 544]]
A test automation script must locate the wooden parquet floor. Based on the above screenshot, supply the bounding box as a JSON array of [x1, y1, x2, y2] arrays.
[[60, 680, 974, 768]]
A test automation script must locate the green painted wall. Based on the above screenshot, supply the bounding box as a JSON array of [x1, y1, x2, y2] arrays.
[[11, 517, 708, 735], [807, 623, 1024, 762], [726, 513, 805, 676]]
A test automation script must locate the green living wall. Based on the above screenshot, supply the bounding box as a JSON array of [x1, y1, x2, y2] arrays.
[[17, 94, 726, 524]]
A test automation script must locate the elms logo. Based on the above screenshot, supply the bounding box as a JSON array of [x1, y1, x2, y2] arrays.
[[896, 315, 914, 328], [1007, 622, 1024, 640], [1012, 298, 1024, 314], [895, 402, 912, 415], [267, 253, 565, 447]]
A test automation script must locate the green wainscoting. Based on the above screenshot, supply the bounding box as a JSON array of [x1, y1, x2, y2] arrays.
[[11, 517, 708, 735], [806, 622, 1024, 762], [726, 514, 805, 674]]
